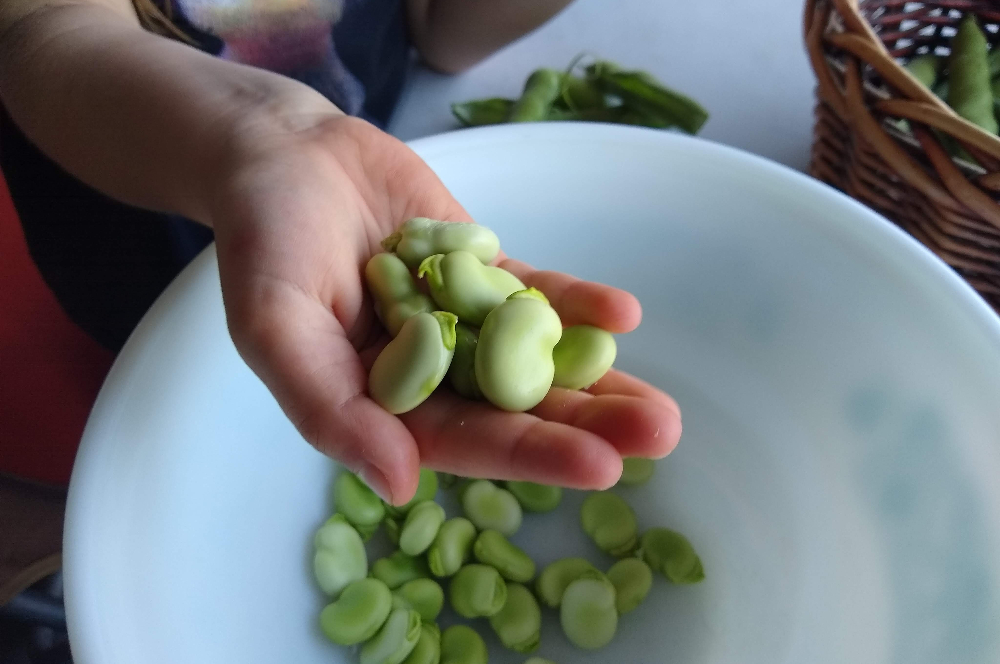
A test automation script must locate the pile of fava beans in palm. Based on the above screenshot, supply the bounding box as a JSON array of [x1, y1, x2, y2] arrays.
[[904, 15, 1000, 143], [366, 216, 618, 415], [312, 463, 704, 664]]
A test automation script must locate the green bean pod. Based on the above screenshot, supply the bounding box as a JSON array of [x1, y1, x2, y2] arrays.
[[449, 563, 508, 618], [535, 557, 598, 608], [586, 60, 709, 134], [948, 15, 999, 134], [319, 578, 393, 645], [473, 529, 536, 582], [392, 578, 445, 622], [461, 480, 523, 536], [399, 500, 446, 556], [419, 251, 526, 326], [559, 572, 618, 650], [905, 53, 942, 89], [510, 68, 564, 122], [359, 607, 422, 664], [366, 252, 436, 337], [551, 325, 616, 390], [639, 527, 705, 584], [386, 468, 440, 517], [448, 323, 483, 399], [580, 492, 639, 557], [427, 517, 478, 577], [439, 625, 488, 664], [334, 471, 386, 531], [383, 217, 501, 268], [313, 514, 368, 597], [523, 659, 558, 664], [616, 457, 655, 486], [452, 97, 516, 127], [505, 481, 562, 512], [401, 622, 442, 664], [606, 558, 653, 614], [489, 582, 542, 653], [369, 311, 457, 415], [371, 551, 431, 589], [476, 288, 563, 412]]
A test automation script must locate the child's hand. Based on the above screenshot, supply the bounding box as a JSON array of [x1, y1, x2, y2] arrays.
[[209, 112, 682, 505]]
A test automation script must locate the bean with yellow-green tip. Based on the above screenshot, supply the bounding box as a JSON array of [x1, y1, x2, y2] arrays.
[[639, 527, 705, 584], [391, 578, 444, 622], [419, 251, 526, 326], [401, 622, 441, 664], [399, 500, 446, 556], [449, 563, 508, 618], [489, 582, 541, 653], [551, 325, 616, 390], [371, 551, 430, 589], [504, 481, 562, 512], [365, 252, 435, 337], [369, 311, 457, 415], [461, 480, 522, 536], [448, 323, 482, 399], [606, 557, 653, 614], [476, 288, 562, 412], [319, 577, 393, 645], [427, 517, 477, 577], [313, 514, 368, 597], [617, 457, 655, 486], [360, 607, 422, 664], [559, 571, 618, 650], [535, 557, 598, 608], [440, 625, 488, 664], [382, 217, 501, 269], [335, 471, 386, 531], [580, 492, 638, 557], [473, 530, 535, 583]]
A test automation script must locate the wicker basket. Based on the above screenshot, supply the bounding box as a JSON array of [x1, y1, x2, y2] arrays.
[[805, 0, 1000, 312]]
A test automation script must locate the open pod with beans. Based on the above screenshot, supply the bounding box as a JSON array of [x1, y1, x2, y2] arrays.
[[365, 217, 620, 416], [309, 459, 706, 663]]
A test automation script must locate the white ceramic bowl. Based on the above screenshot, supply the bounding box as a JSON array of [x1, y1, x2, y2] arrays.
[[64, 124, 1000, 664]]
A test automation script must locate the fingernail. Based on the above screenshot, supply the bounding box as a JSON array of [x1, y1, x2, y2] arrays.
[[359, 463, 393, 504]]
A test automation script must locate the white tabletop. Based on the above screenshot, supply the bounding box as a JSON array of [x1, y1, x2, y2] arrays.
[[388, 0, 818, 172]]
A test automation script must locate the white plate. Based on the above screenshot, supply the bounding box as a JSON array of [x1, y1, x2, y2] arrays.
[[64, 124, 1000, 664]]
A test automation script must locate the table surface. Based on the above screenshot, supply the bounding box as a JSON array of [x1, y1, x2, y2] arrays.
[[388, 0, 818, 172]]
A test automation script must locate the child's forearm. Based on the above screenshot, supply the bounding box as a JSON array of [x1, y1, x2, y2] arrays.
[[407, 0, 575, 74], [0, 1, 339, 225]]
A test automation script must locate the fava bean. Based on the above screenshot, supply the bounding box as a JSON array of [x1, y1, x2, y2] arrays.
[[366, 252, 435, 337], [559, 572, 618, 650], [461, 480, 522, 536], [639, 528, 705, 584], [489, 582, 541, 653], [360, 607, 422, 664], [402, 622, 441, 664], [440, 625, 488, 664], [314, 515, 368, 597], [617, 457, 655, 486], [505, 481, 562, 513], [392, 578, 445, 622], [399, 500, 446, 556], [551, 325, 616, 390], [371, 551, 430, 589], [448, 323, 482, 399], [319, 578, 393, 645], [383, 217, 500, 269], [369, 312, 457, 414], [948, 15, 998, 134], [427, 517, 477, 577], [606, 558, 653, 614], [387, 468, 440, 517], [384, 516, 403, 546], [535, 557, 597, 608], [335, 472, 386, 531], [473, 530, 535, 583], [580, 492, 638, 557], [449, 563, 508, 618], [476, 288, 563, 412], [419, 251, 525, 326]]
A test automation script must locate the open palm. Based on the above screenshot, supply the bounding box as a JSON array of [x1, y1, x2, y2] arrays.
[[209, 114, 681, 505]]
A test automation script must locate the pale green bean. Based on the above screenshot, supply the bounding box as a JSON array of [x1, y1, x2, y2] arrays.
[[383, 217, 501, 268], [535, 557, 597, 608], [319, 578, 393, 645], [448, 323, 482, 399], [359, 607, 422, 664], [369, 312, 457, 414], [419, 251, 526, 326], [505, 481, 562, 513], [580, 492, 638, 557], [560, 572, 618, 650], [401, 622, 441, 664], [392, 578, 444, 622], [489, 582, 541, 653], [606, 558, 653, 614], [427, 517, 477, 577], [461, 480, 522, 536], [399, 500, 446, 556], [449, 563, 508, 618], [365, 252, 435, 337], [387, 468, 440, 517], [335, 471, 386, 530], [551, 325, 616, 390], [617, 457, 655, 486], [639, 528, 705, 584], [439, 625, 488, 664], [313, 514, 368, 597], [473, 529, 535, 583], [371, 551, 431, 589]]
